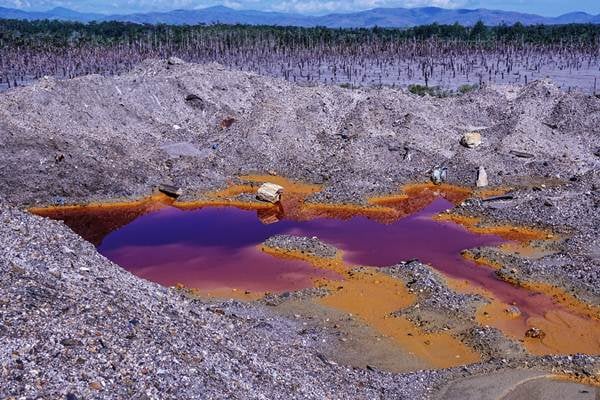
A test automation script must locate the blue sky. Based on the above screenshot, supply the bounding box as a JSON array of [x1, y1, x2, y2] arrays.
[[2, 0, 599, 16]]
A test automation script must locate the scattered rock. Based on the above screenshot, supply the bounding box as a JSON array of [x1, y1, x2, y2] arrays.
[[220, 117, 236, 129], [167, 56, 184, 65], [431, 166, 447, 185], [509, 150, 535, 159], [542, 122, 559, 129], [387, 143, 403, 152], [477, 166, 488, 188], [460, 132, 482, 149], [185, 94, 205, 109], [60, 338, 82, 347], [525, 327, 546, 339], [158, 184, 183, 198], [482, 195, 514, 202], [263, 234, 338, 258], [256, 183, 284, 203], [505, 306, 521, 318]]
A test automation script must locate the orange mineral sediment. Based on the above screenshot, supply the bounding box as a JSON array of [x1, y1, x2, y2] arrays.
[[262, 245, 481, 369], [435, 213, 550, 243], [445, 272, 600, 357], [318, 270, 481, 369], [29, 193, 174, 245]]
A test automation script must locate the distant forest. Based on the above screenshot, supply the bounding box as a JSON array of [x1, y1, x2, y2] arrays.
[[1, 19, 599, 92], [2, 19, 600, 45]]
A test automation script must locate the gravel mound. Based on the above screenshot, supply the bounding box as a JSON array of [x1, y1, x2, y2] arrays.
[[263, 234, 338, 258], [0, 60, 598, 208], [383, 261, 483, 323]]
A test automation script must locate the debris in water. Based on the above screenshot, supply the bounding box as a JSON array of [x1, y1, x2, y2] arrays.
[[505, 305, 521, 318], [525, 327, 546, 339]]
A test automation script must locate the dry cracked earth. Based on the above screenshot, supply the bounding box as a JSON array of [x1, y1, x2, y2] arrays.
[[0, 58, 599, 399]]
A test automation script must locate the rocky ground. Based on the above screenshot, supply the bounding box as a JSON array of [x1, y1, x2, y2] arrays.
[[1, 58, 599, 398]]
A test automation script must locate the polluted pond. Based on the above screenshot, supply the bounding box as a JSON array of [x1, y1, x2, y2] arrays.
[[32, 176, 600, 370]]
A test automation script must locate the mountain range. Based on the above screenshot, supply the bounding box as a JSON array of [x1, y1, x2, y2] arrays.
[[1, 5, 599, 27]]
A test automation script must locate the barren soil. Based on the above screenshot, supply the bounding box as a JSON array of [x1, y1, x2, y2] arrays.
[[1, 59, 599, 399]]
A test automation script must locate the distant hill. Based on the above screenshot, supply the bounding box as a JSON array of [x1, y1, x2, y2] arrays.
[[0, 6, 103, 22], [1, 5, 599, 27]]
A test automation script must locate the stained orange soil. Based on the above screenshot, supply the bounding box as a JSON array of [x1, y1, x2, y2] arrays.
[[370, 183, 471, 208], [30, 193, 174, 245], [435, 213, 551, 243], [457, 251, 600, 320], [302, 203, 400, 223], [240, 174, 322, 195], [498, 242, 558, 259], [29, 178, 475, 229], [460, 252, 504, 270], [263, 246, 481, 369], [507, 279, 600, 321], [187, 287, 266, 302], [446, 275, 600, 356], [552, 373, 600, 388], [476, 187, 513, 199]]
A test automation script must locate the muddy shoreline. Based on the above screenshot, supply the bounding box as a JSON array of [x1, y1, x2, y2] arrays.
[[1, 59, 599, 398]]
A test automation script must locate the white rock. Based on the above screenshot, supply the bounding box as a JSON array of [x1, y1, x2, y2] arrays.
[[431, 166, 447, 185], [256, 183, 284, 203], [477, 166, 489, 187], [167, 56, 184, 65], [461, 132, 482, 148]]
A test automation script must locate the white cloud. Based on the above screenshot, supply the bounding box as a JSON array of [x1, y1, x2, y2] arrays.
[[270, 0, 467, 14], [0, 0, 478, 14]]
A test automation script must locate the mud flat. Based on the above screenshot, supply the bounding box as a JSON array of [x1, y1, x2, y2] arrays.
[[1, 60, 599, 398]]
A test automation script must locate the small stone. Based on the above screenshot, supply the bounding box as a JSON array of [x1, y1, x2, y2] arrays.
[[158, 184, 183, 198], [477, 166, 488, 188], [505, 305, 521, 317], [167, 56, 184, 65], [256, 183, 284, 203], [460, 132, 482, 148], [62, 246, 75, 254], [525, 327, 546, 339], [431, 166, 447, 185], [60, 338, 82, 347]]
